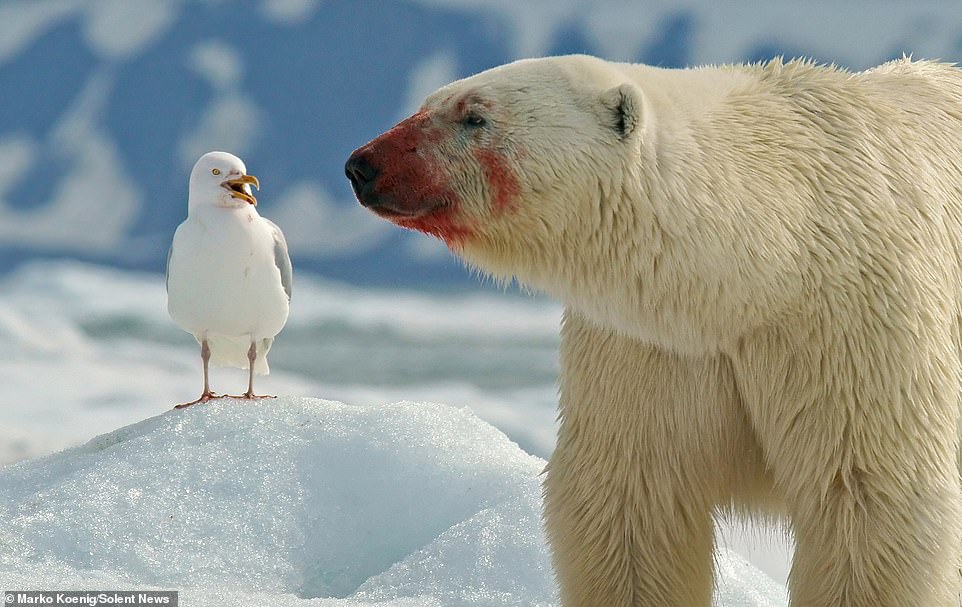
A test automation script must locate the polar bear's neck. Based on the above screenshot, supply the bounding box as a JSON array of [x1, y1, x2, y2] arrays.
[[634, 63, 753, 125], [540, 65, 805, 355]]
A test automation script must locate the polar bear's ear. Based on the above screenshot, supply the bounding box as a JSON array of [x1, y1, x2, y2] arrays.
[[600, 83, 643, 140]]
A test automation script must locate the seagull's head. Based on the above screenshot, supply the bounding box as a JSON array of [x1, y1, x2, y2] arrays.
[[188, 151, 260, 211]]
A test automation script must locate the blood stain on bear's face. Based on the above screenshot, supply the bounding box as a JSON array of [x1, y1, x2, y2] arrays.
[[473, 147, 520, 214], [350, 92, 523, 247], [349, 110, 474, 246]]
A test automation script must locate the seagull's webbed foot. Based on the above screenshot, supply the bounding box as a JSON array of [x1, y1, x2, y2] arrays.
[[229, 392, 278, 401], [174, 390, 226, 409]]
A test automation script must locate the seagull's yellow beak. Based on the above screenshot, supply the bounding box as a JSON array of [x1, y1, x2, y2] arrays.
[[222, 174, 260, 206]]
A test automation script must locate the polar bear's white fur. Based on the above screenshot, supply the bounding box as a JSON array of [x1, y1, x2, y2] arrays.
[[347, 55, 962, 606]]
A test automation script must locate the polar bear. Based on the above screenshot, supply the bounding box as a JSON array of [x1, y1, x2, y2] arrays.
[[345, 55, 962, 606]]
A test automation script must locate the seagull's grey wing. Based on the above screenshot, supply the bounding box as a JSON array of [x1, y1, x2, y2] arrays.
[[264, 218, 292, 300], [165, 242, 173, 293]]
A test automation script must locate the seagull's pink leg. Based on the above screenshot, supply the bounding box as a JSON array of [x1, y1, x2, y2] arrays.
[[235, 341, 276, 400], [175, 339, 225, 409]]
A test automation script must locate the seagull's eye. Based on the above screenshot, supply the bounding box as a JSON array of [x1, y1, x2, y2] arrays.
[[211, 168, 221, 176]]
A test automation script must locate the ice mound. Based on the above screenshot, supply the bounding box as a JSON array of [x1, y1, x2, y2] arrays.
[[0, 397, 787, 606]]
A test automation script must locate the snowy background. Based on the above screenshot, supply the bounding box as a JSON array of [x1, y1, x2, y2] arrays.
[[3, 0, 962, 599]]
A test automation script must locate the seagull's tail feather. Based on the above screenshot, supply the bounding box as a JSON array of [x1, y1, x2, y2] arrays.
[[254, 337, 273, 375], [206, 335, 274, 375]]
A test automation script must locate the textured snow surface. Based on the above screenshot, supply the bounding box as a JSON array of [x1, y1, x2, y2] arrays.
[[0, 397, 787, 606]]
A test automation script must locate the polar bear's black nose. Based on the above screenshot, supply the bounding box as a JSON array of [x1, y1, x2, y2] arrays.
[[345, 152, 379, 205]]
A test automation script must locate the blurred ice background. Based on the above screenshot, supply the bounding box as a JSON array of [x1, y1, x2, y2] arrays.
[[3, 0, 962, 588]]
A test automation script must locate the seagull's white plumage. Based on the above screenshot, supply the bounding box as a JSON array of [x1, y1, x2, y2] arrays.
[[167, 151, 292, 406]]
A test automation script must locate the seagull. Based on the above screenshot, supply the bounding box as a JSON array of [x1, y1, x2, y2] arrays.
[[166, 151, 292, 409]]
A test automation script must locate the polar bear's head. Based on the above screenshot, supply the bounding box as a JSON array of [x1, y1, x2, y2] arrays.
[[346, 55, 648, 284]]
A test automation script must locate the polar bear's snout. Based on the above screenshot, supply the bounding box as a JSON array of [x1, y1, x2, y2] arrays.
[[346, 110, 459, 220], [346, 112, 475, 246], [344, 151, 379, 208], [345, 144, 452, 219]]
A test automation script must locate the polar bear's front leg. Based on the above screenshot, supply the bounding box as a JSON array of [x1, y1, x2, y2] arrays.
[[732, 322, 962, 607], [546, 311, 763, 607]]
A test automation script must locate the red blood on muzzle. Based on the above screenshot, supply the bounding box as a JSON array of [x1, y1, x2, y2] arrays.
[[348, 111, 473, 245], [351, 112, 454, 215]]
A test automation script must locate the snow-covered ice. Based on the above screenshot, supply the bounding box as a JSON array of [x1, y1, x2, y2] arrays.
[[0, 396, 788, 606]]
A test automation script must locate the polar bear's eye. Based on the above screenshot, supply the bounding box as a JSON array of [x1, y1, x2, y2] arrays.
[[463, 112, 486, 128]]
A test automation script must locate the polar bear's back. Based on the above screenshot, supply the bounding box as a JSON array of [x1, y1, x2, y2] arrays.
[[620, 57, 962, 348], [738, 57, 962, 232], [742, 57, 962, 140]]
